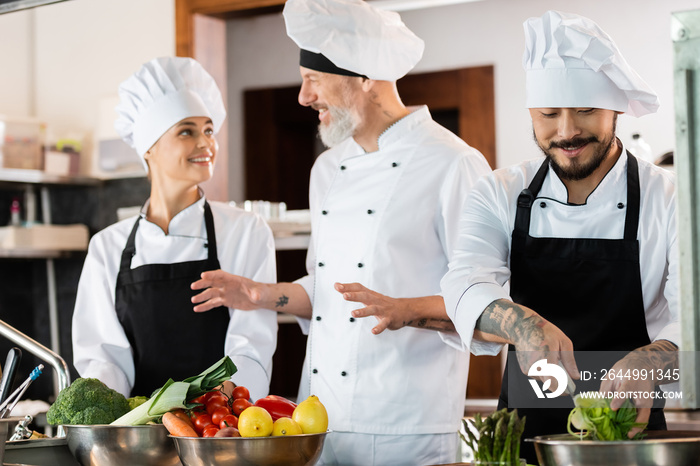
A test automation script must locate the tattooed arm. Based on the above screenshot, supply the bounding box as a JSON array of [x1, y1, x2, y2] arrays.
[[474, 298, 578, 376], [191, 270, 312, 318], [335, 282, 456, 335], [600, 339, 679, 437]]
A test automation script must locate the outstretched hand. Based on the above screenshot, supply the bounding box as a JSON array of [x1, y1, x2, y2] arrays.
[[335, 282, 414, 335], [191, 269, 266, 312]]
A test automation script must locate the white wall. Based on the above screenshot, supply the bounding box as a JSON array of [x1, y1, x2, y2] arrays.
[[0, 10, 33, 117], [0, 0, 174, 170], [226, 0, 698, 202]]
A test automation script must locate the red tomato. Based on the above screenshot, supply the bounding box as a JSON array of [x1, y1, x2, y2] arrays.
[[206, 396, 229, 415], [190, 391, 213, 405], [202, 425, 220, 437], [232, 385, 250, 401], [219, 414, 238, 429], [231, 398, 252, 416], [211, 406, 231, 425], [193, 413, 214, 435]]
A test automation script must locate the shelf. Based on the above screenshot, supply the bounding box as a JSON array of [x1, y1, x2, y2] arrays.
[[274, 234, 310, 251], [0, 248, 74, 259], [0, 168, 101, 186]]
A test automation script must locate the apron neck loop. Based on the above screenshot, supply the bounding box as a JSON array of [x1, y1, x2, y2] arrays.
[[515, 159, 550, 235], [623, 152, 641, 241], [120, 200, 219, 270], [202, 201, 218, 261]]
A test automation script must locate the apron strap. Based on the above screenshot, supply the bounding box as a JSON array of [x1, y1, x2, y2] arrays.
[[202, 201, 219, 262], [120, 200, 218, 270], [624, 153, 641, 241], [120, 216, 142, 271], [514, 159, 549, 236]]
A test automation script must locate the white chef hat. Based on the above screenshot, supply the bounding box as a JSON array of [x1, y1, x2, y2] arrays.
[[114, 56, 226, 168], [523, 10, 659, 117], [283, 0, 424, 81]]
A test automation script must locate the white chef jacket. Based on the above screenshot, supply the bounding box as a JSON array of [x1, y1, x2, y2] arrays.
[[441, 148, 680, 356], [294, 106, 492, 434], [72, 196, 278, 401]]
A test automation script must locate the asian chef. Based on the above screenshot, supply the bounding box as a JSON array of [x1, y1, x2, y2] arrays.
[[190, 0, 491, 464], [441, 11, 679, 464], [72, 57, 278, 400]]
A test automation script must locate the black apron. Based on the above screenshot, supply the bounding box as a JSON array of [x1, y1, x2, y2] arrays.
[[115, 201, 229, 397], [499, 154, 666, 464]]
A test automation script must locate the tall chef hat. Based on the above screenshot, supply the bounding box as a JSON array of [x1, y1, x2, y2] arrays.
[[523, 10, 659, 117], [114, 56, 226, 168], [283, 0, 424, 81]]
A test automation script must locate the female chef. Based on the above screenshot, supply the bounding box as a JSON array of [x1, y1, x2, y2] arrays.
[[71, 57, 277, 400]]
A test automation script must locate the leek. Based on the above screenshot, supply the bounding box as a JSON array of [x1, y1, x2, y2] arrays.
[[111, 356, 237, 426]]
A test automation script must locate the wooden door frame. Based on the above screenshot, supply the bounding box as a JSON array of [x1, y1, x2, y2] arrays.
[[175, 0, 286, 201]]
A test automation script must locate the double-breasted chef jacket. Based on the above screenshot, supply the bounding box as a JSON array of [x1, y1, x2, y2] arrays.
[[72, 196, 278, 401], [294, 106, 492, 435], [442, 148, 679, 355]]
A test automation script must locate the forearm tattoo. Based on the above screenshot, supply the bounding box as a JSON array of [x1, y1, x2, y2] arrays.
[[476, 299, 548, 350], [625, 339, 679, 383], [408, 318, 456, 332], [275, 295, 289, 308]]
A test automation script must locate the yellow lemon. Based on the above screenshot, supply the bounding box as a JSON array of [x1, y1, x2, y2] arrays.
[[238, 406, 273, 437], [272, 417, 303, 436], [292, 395, 328, 434]]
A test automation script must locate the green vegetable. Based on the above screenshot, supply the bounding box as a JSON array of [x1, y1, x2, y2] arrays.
[[111, 355, 237, 426], [567, 392, 647, 440], [127, 396, 149, 410], [46, 378, 130, 425], [460, 408, 526, 465]]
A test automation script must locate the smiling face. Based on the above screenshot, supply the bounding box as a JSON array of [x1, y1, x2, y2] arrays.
[[298, 67, 363, 148], [145, 116, 217, 186], [530, 108, 618, 181]]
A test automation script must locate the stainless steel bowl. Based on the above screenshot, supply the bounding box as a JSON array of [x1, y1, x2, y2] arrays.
[[171, 431, 328, 466], [64, 424, 181, 466], [530, 430, 700, 466]]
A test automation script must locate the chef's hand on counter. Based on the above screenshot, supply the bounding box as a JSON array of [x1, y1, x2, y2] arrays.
[[335, 282, 456, 335], [599, 339, 679, 438], [473, 298, 579, 383], [191, 270, 312, 318]]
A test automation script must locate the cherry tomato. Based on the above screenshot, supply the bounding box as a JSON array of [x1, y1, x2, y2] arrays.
[[219, 414, 238, 429], [232, 398, 252, 416], [190, 391, 213, 405], [232, 385, 250, 401], [206, 396, 229, 415], [202, 425, 220, 437], [193, 413, 214, 435], [211, 406, 231, 425]]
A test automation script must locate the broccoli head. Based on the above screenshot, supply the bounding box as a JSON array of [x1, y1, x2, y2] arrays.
[[46, 378, 131, 425]]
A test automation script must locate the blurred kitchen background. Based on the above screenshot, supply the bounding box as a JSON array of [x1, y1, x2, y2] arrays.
[[0, 0, 695, 415]]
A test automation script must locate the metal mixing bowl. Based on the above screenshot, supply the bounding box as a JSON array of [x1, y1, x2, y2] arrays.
[[171, 431, 328, 466], [64, 424, 181, 466], [530, 430, 700, 466]]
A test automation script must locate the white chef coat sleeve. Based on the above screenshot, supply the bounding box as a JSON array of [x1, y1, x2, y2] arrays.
[[223, 216, 278, 402], [651, 188, 681, 347], [436, 149, 492, 351], [441, 173, 511, 356], [71, 232, 134, 397]]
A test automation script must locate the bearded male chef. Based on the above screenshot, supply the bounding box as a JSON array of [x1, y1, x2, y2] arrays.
[[441, 10, 680, 464], [190, 0, 491, 463]]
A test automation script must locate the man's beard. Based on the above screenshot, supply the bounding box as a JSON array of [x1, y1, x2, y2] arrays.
[[318, 106, 359, 148], [535, 115, 617, 181]]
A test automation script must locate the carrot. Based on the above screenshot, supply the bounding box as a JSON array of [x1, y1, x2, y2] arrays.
[[163, 411, 198, 437], [172, 409, 195, 428]]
